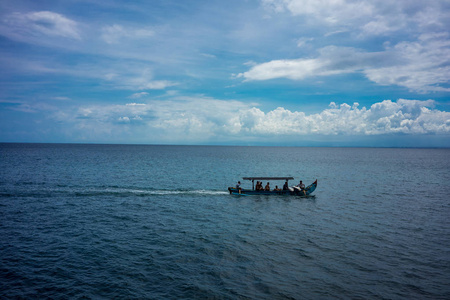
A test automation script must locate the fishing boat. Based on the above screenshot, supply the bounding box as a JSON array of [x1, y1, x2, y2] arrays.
[[228, 177, 317, 196]]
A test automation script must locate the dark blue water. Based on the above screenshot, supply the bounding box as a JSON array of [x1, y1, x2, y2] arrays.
[[1, 144, 449, 299]]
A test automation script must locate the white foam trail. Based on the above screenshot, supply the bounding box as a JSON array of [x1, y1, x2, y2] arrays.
[[106, 188, 228, 196], [52, 186, 229, 196], [143, 189, 229, 195]]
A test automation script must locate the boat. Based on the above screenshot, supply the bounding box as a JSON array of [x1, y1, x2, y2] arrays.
[[228, 177, 317, 196]]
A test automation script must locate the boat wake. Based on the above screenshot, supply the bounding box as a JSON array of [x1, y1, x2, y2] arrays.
[[108, 188, 230, 196], [3, 186, 229, 198], [68, 186, 231, 197]]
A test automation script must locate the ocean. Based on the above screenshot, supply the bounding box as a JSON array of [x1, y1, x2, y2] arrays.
[[1, 143, 449, 299]]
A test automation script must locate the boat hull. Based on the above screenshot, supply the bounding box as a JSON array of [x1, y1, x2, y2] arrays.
[[229, 180, 317, 196]]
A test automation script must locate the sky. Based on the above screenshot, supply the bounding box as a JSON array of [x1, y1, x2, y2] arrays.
[[0, 0, 449, 147]]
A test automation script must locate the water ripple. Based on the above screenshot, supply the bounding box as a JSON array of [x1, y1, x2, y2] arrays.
[[1, 145, 449, 299]]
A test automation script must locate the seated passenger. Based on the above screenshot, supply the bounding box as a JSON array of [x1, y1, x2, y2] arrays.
[[296, 180, 306, 195], [273, 185, 280, 191], [265, 182, 270, 191], [283, 181, 289, 190]]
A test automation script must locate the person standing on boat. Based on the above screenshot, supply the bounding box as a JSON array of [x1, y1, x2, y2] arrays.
[[236, 181, 241, 194]]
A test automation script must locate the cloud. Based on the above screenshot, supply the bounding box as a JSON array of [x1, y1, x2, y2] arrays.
[[1, 11, 81, 41], [237, 46, 367, 81], [262, 0, 449, 36], [77, 65, 178, 91], [229, 99, 450, 136], [364, 33, 450, 92], [128, 92, 149, 99], [121, 75, 178, 90], [50, 96, 71, 101], [237, 46, 380, 80], [238, 33, 450, 92], [263, 0, 374, 25], [51, 96, 251, 142], [10, 102, 58, 114], [138, 80, 177, 90], [1, 55, 178, 92], [126, 103, 146, 106], [296, 37, 314, 47], [253, 1, 450, 92], [101, 24, 154, 44], [200, 53, 217, 59], [49, 98, 450, 143]]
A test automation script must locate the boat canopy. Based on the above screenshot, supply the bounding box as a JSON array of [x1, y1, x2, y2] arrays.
[[243, 177, 294, 181]]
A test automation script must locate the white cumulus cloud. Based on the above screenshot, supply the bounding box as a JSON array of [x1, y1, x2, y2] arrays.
[[53, 98, 450, 143]]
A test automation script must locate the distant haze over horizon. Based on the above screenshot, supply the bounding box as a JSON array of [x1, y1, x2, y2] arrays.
[[2, 141, 449, 149], [1, 0, 449, 147]]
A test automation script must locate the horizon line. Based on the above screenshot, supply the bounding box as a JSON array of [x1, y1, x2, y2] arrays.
[[1, 141, 449, 149]]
